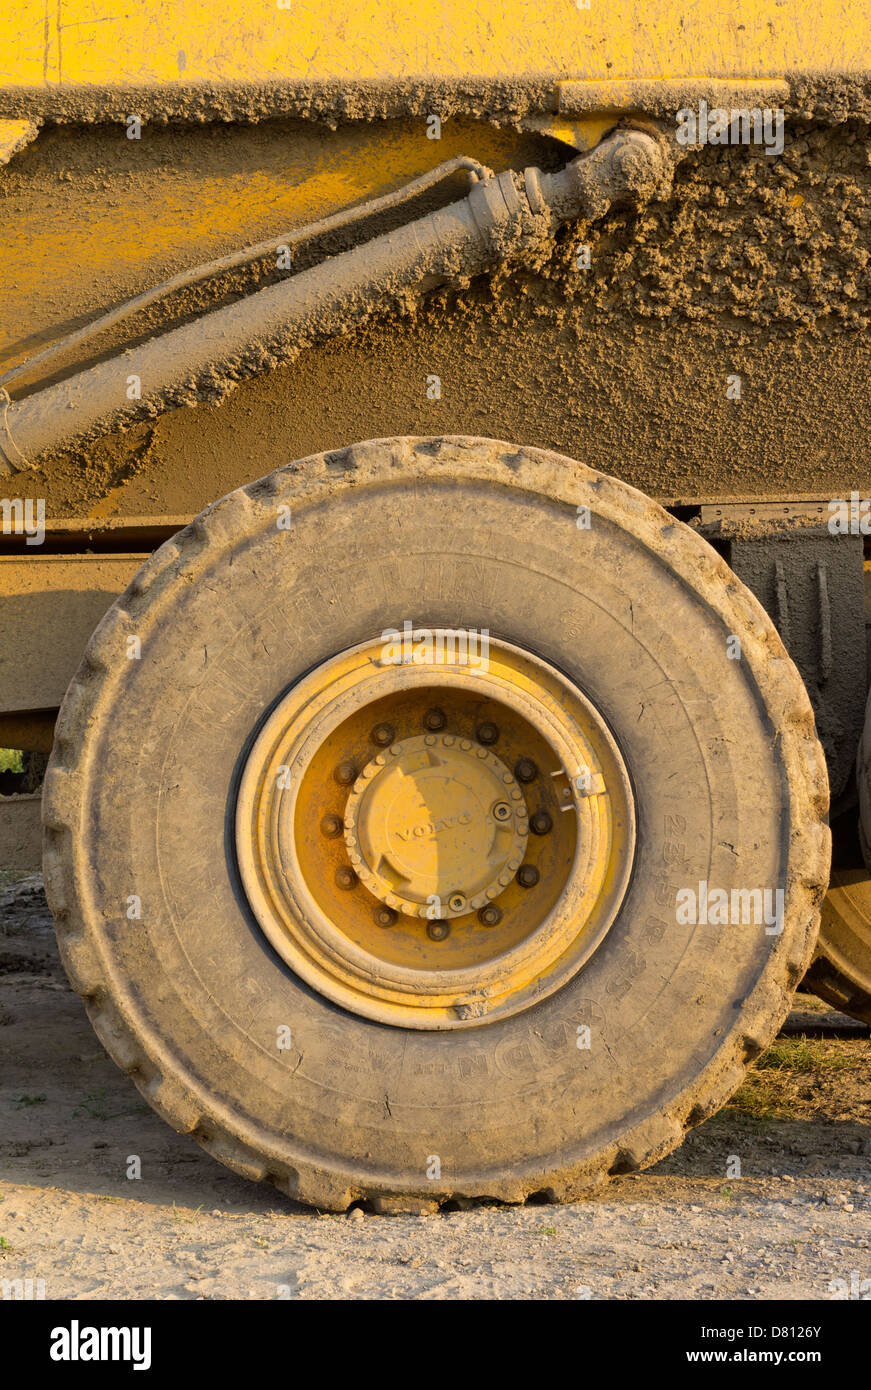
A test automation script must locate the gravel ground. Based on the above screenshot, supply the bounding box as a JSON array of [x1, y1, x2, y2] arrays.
[[1, 873, 869, 1301]]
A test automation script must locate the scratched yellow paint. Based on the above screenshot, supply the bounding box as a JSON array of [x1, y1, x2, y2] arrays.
[[5, 0, 871, 89]]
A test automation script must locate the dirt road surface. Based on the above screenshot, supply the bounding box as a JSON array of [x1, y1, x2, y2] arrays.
[[1, 873, 869, 1301]]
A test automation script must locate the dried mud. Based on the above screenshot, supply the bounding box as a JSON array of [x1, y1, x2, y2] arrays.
[[3, 70, 871, 127], [3, 116, 871, 515]]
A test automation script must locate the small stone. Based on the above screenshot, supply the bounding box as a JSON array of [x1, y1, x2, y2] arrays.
[[347, 1207, 364, 1222]]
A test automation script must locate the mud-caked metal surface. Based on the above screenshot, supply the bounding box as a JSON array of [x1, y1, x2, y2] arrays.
[[0, 130, 672, 468], [728, 530, 866, 800], [3, 119, 871, 519]]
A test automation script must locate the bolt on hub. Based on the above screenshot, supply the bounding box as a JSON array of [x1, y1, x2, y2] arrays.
[[478, 904, 503, 927], [515, 757, 538, 784]]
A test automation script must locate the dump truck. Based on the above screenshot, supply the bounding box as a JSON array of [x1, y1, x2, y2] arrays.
[[0, 2, 869, 1212]]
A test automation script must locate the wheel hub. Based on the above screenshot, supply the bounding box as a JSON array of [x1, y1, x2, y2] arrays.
[[344, 735, 528, 918], [235, 633, 636, 1029]]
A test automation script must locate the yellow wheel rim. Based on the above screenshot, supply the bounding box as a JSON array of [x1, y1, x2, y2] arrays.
[[235, 633, 635, 1028]]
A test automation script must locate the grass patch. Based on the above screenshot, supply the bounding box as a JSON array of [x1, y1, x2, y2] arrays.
[[169, 1204, 203, 1224], [754, 1038, 852, 1074], [729, 1074, 792, 1120], [728, 1035, 855, 1119], [0, 750, 22, 774]]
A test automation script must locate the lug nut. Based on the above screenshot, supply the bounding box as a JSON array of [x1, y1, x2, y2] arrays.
[[426, 920, 450, 941], [478, 904, 502, 927], [530, 810, 553, 836], [423, 707, 447, 731], [492, 801, 512, 822], [447, 892, 467, 913], [374, 906, 397, 927], [476, 721, 499, 745], [335, 866, 357, 890], [515, 757, 538, 784], [320, 813, 344, 838], [371, 723, 395, 747], [517, 863, 540, 888], [334, 761, 357, 786]]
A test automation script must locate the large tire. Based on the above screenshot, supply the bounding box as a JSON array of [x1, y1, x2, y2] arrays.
[[860, 687, 871, 871], [805, 869, 871, 1024], [811, 700, 871, 1024], [43, 436, 830, 1210]]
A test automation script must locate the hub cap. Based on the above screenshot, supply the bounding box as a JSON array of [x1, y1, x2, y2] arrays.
[[235, 633, 635, 1029], [344, 735, 528, 918]]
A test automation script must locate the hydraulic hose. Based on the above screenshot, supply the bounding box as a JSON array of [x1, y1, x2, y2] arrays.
[[0, 129, 670, 473]]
